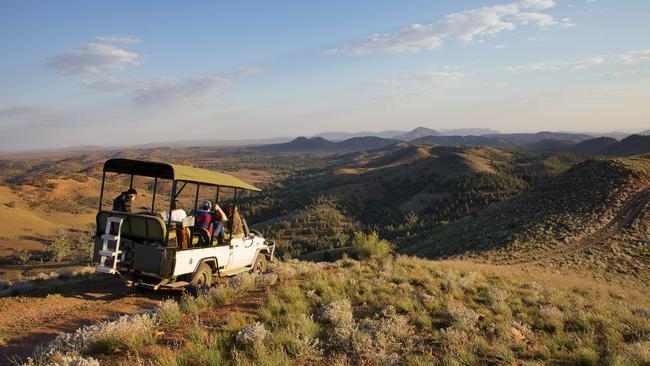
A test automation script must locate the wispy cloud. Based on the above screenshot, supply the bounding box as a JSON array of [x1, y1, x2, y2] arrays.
[[47, 37, 140, 74], [369, 67, 470, 100], [81, 67, 263, 107], [504, 49, 650, 72], [618, 49, 650, 64], [328, 0, 567, 55], [0, 105, 64, 126], [503, 57, 605, 71], [226, 67, 265, 76], [82, 75, 233, 106], [95, 35, 141, 44]]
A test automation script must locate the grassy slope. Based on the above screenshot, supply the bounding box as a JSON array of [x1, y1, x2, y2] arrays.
[[32, 257, 650, 366], [402, 156, 650, 283]]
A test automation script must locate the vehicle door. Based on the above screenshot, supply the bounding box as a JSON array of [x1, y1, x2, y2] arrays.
[[229, 235, 258, 269]]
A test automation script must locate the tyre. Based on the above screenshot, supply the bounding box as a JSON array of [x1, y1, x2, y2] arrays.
[[251, 254, 267, 275], [189, 263, 213, 296], [250, 229, 263, 237]]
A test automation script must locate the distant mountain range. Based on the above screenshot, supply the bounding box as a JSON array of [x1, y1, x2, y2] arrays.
[[314, 130, 405, 140], [524, 134, 650, 156], [253, 136, 399, 153], [254, 127, 650, 156], [314, 127, 499, 141], [8, 126, 647, 154]]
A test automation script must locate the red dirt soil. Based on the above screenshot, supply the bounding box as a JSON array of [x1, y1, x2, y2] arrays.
[[0, 277, 174, 364]]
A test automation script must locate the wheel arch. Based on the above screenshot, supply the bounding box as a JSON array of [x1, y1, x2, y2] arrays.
[[194, 257, 219, 276]]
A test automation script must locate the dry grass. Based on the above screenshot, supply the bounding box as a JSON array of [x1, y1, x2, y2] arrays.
[[22, 256, 650, 365]]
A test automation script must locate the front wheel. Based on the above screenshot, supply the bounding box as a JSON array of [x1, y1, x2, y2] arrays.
[[251, 254, 267, 275], [189, 263, 212, 296]]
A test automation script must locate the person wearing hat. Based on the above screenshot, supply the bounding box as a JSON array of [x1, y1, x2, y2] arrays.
[[194, 200, 228, 243]]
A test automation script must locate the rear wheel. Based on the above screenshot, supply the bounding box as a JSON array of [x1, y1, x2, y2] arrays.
[[251, 254, 267, 275], [189, 263, 212, 296]]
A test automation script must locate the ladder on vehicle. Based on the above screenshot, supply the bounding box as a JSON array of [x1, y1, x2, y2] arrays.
[[96, 216, 126, 275]]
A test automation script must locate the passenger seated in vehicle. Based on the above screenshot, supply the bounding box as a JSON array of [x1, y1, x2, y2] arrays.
[[194, 200, 228, 244], [162, 199, 187, 223], [223, 205, 245, 238], [112, 188, 137, 212]]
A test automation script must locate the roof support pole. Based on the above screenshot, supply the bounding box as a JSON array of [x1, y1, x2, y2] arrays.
[[215, 187, 220, 204], [174, 181, 188, 199], [229, 188, 237, 240], [151, 178, 158, 213], [165, 180, 177, 245], [129, 174, 134, 189], [98, 172, 106, 212], [194, 183, 201, 212]]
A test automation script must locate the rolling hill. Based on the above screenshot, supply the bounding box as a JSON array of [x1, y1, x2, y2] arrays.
[[253, 136, 398, 153], [402, 155, 650, 281], [524, 139, 575, 152], [247, 144, 585, 246], [567, 136, 618, 154], [412, 135, 516, 148], [484, 131, 593, 145], [602, 134, 650, 156]]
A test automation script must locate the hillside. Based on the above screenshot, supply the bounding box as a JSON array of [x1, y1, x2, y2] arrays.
[[412, 135, 516, 148], [568, 136, 618, 154], [402, 156, 650, 282], [484, 132, 592, 145], [252, 197, 360, 258], [246, 144, 584, 243], [523, 139, 575, 152], [253, 136, 398, 153], [602, 134, 650, 156]]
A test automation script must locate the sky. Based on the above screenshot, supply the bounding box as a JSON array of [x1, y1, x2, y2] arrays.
[[0, 0, 649, 150]]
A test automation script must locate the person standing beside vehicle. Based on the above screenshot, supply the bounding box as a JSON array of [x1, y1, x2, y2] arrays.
[[112, 188, 137, 212]]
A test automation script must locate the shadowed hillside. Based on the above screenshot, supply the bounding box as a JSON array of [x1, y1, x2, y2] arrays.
[[402, 155, 650, 281]]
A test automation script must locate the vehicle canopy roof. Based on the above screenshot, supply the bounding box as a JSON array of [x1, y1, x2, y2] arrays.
[[103, 158, 261, 192]]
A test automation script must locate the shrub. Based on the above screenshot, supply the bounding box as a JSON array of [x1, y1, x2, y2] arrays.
[[34, 313, 157, 360], [236, 322, 268, 347], [89, 313, 157, 354], [539, 305, 565, 332], [156, 300, 181, 327], [317, 299, 355, 347], [348, 231, 392, 261], [228, 272, 257, 291], [207, 286, 237, 306], [572, 347, 598, 366], [15, 249, 31, 264], [180, 293, 210, 315], [48, 237, 72, 262], [444, 302, 480, 331]]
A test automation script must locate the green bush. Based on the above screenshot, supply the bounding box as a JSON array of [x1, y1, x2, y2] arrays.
[[48, 237, 72, 262], [156, 300, 181, 327], [348, 231, 392, 261]]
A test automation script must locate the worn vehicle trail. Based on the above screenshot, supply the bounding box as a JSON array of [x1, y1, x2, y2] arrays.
[[0, 277, 170, 364], [518, 187, 650, 265]]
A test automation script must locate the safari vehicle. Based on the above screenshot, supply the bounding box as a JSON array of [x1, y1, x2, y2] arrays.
[[93, 158, 274, 292]]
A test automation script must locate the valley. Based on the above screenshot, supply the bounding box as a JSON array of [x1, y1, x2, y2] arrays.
[[1, 131, 650, 364]]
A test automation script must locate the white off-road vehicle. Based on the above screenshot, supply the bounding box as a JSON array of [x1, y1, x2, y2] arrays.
[[93, 158, 275, 292]]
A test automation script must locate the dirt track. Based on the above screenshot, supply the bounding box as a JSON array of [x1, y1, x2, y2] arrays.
[[0, 276, 174, 364], [513, 187, 650, 265]]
